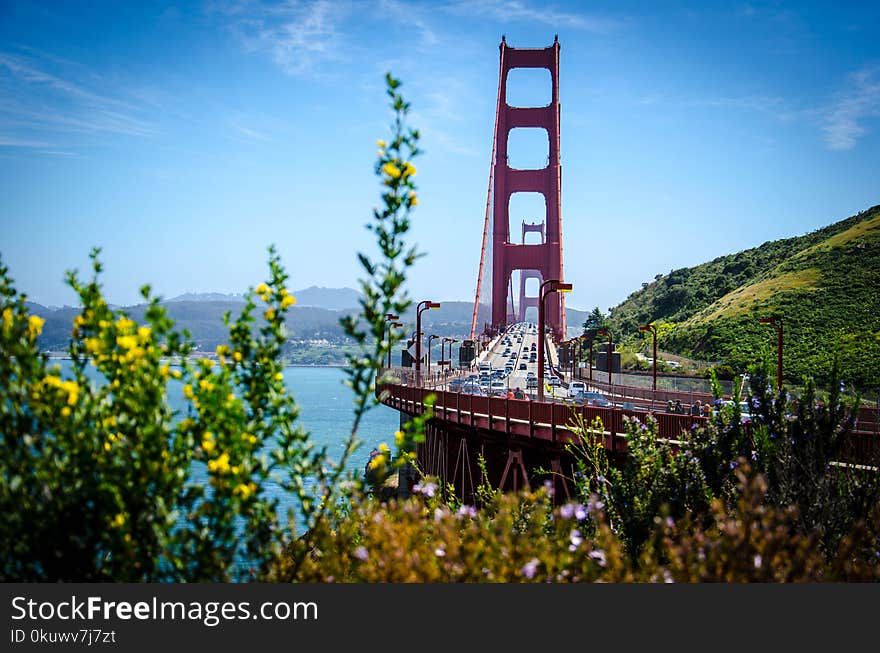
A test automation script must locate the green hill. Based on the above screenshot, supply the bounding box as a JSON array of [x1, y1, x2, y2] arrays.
[[606, 205, 880, 389]]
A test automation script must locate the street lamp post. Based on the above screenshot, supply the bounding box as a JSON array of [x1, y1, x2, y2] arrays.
[[442, 337, 458, 372], [597, 328, 613, 395], [584, 334, 594, 383], [384, 314, 400, 368], [639, 323, 658, 410], [538, 279, 573, 402], [758, 316, 783, 392], [415, 300, 440, 384], [427, 334, 439, 378]]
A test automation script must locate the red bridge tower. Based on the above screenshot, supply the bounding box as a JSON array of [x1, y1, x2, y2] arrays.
[[471, 36, 566, 340]]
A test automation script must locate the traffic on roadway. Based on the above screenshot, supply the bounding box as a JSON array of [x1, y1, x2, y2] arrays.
[[444, 322, 614, 405]]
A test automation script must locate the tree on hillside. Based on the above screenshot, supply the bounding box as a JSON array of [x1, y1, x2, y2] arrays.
[[582, 307, 607, 338]]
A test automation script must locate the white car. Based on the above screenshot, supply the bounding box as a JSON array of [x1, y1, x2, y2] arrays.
[[568, 381, 586, 397]]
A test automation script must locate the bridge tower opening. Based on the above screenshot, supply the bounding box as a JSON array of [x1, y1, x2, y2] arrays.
[[517, 220, 545, 322], [471, 36, 566, 340]]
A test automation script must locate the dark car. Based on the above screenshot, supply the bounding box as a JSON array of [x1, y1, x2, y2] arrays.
[[576, 391, 611, 407], [518, 362, 527, 370]]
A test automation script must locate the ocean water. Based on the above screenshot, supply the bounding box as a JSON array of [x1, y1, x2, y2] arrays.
[[55, 361, 401, 524]]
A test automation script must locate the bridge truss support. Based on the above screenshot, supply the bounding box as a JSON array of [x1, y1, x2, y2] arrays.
[[414, 417, 574, 505]]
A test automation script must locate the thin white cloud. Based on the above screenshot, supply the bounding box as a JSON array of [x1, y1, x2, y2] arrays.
[[219, 0, 349, 76], [0, 135, 54, 148], [445, 0, 620, 32], [229, 120, 273, 142], [822, 66, 880, 151], [0, 49, 157, 144], [379, 0, 439, 45]]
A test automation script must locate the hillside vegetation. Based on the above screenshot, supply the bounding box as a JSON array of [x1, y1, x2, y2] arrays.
[[606, 205, 880, 389]]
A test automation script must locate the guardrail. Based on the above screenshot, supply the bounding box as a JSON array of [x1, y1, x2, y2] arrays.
[[377, 378, 879, 464]]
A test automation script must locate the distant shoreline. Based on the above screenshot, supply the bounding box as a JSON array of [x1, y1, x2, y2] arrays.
[[43, 352, 348, 369]]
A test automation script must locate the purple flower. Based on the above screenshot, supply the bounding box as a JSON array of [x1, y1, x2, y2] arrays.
[[569, 528, 583, 552], [354, 546, 369, 562], [413, 481, 437, 497], [434, 547, 446, 557], [589, 549, 607, 567], [575, 504, 588, 521], [753, 554, 762, 568], [457, 504, 477, 518], [521, 558, 539, 579], [587, 497, 605, 512], [560, 503, 576, 519]]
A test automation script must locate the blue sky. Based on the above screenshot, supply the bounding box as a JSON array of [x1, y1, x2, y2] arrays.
[[1, 1, 878, 314]]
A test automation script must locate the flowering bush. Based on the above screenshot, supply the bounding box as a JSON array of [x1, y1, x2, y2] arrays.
[[0, 247, 328, 581]]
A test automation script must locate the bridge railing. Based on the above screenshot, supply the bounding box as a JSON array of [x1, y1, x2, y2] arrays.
[[377, 380, 879, 464]]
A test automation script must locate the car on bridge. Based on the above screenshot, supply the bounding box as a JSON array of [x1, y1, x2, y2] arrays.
[[519, 362, 527, 370], [526, 377, 538, 389], [575, 391, 611, 407], [460, 381, 486, 395], [568, 381, 586, 397]]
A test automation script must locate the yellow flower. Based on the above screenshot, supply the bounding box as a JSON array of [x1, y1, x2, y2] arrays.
[[28, 315, 45, 338], [61, 406, 71, 417], [61, 380, 79, 406], [84, 337, 103, 355], [198, 379, 215, 392], [207, 452, 231, 474], [408, 191, 418, 206], [394, 430, 405, 447], [115, 317, 135, 333], [234, 482, 257, 499], [255, 283, 270, 295], [202, 438, 215, 454], [160, 364, 170, 379], [377, 139, 386, 148], [2, 307, 13, 332], [402, 162, 416, 177], [382, 162, 402, 179], [116, 335, 138, 350], [378, 442, 390, 455], [170, 368, 182, 379], [264, 307, 275, 321], [183, 384, 194, 399], [216, 344, 229, 357], [368, 454, 386, 471], [232, 351, 242, 363], [137, 325, 151, 343], [274, 372, 284, 382], [73, 315, 85, 329], [281, 294, 296, 309], [104, 441, 112, 452], [227, 392, 236, 402], [111, 513, 126, 528], [241, 432, 258, 445]]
